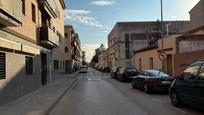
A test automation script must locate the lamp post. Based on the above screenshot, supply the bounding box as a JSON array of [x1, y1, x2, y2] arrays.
[[160, 0, 165, 71]]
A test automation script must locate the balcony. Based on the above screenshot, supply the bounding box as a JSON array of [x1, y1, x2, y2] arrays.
[[0, 0, 22, 26], [39, 0, 58, 18], [40, 26, 59, 48]]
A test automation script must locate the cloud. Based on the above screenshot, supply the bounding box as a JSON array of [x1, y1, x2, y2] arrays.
[[90, 0, 115, 6], [64, 9, 107, 29], [81, 44, 101, 62]]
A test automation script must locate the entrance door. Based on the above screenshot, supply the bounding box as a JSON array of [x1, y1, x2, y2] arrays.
[[41, 53, 47, 85], [166, 55, 173, 75]]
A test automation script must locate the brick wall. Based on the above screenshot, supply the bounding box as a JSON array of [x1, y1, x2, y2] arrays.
[[174, 50, 204, 76]]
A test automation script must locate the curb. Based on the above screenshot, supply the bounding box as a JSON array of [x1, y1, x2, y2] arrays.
[[43, 77, 78, 115]]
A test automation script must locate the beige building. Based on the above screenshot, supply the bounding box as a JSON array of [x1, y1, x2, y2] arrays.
[[0, 0, 66, 106], [104, 21, 189, 69], [98, 50, 108, 66]]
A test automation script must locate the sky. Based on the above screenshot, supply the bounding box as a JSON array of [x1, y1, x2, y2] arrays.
[[64, 0, 200, 62]]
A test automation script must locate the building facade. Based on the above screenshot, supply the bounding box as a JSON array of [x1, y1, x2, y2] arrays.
[[132, 0, 204, 76], [64, 25, 82, 73], [104, 21, 189, 69], [0, 0, 66, 106], [189, 0, 204, 29], [133, 27, 204, 76]]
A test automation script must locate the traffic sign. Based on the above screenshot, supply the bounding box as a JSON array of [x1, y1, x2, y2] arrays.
[[159, 52, 167, 61]]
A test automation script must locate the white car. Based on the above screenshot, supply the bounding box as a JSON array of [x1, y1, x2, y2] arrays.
[[79, 66, 88, 73]]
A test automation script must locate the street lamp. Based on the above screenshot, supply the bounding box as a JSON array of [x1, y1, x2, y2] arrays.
[[160, 0, 165, 71]]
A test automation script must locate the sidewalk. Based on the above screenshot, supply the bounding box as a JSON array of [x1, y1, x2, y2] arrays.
[[0, 74, 78, 115]]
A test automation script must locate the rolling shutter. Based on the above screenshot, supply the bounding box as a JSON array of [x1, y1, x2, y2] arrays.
[[0, 52, 5, 79]]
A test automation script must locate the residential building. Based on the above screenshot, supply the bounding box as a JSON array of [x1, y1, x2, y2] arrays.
[[72, 33, 82, 70], [132, 0, 204, 76], [133, 26, 204, 76], [0, 0, 66, 106], [64, 25, 82, 73], [105, 21, 189, 69], [189, 0, 204, 29], [98, 50, 108, 66]]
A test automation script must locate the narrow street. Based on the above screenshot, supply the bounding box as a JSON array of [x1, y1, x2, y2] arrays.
[[49, 68, 203, 115]]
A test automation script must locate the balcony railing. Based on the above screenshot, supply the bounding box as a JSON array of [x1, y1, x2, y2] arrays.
[[0, 0, 22, 26], [39, 0, 58, 18], [40, 26, 59, 47]]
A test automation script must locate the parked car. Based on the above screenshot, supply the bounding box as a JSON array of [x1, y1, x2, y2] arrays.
[[132, 69, 173, 93], [100, 66, 105, 72], [96, 65, 101, 70], [79, 66, 88, 73], [104, 66, 110, 73], [169, 61, 204, 111], [111, 67, 121, 79], [94, 64, 99, 70], [117, 67, 138, 82]]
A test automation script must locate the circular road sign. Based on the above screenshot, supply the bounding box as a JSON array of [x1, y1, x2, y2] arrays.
[[159, 52, 167, 61]]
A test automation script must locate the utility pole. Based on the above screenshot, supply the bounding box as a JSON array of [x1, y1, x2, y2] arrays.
[[161, 0, 165, 71]]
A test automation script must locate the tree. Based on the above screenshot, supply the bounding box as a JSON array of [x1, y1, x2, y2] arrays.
[[100, 44, 106, 51], [90, 44, 106, 64]]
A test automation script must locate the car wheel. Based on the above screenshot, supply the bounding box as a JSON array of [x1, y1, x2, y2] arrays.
[[144, 83, 151, 94], [170, 89, 181, 107]]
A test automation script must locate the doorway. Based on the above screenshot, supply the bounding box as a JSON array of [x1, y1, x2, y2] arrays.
[[41, 53, 47, 85], [166, 55, 173, 75]]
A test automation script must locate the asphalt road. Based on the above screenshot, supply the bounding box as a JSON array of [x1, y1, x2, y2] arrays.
[[49, 68, 204, 115]]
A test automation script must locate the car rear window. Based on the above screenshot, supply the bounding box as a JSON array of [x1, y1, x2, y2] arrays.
[[80, 67, 87, 69], [144, 70, 169, 77], [126, 68, 137, 72]]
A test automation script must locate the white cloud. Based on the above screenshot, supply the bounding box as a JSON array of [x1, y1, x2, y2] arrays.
[[64, 9, 106, 29], [90, 0, 115, 6], [81, 44, 101, 62]]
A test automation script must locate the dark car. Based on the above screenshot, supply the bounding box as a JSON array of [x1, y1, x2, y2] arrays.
[[105, 66, 110, 73], [132, 70, 173, 93], [111, 67, 121, 79], [169, 61, 204, 111], [117, 67, 138, 82]]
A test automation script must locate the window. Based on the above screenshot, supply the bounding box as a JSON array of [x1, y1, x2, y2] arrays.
[[65, 47, 68, 53], [139, 58, 142, 71], [31, 3, 36, 23], [149, 57, 153, 69], [0, 52, 5, 79], [54, 60, 59, 69], [53, 27, 55, 32], [25, 56, 33, 75], [183, 63, 201, 80], [65, 33, 68, 38], [198, 64, 204, 79], [131, 34, 146, 40], [126, 68, 137, 73], [125, 34, 130, 59], [22, 0, 25, 15]]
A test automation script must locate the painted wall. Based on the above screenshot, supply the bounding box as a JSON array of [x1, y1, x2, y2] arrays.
[[0, 51, 41, 106]]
